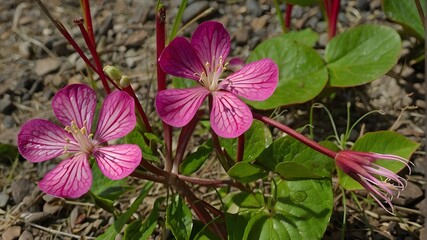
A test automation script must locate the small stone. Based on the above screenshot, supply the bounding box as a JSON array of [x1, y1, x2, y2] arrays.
[[251, 15, 269, 32], [0, 94, 12, 113], [2, 226, 21, 240], [18, 42, 33, 59], [234, 26, 249, 45], [18, 230, 33, 240], [3, 115, 15, 128], [416, 99, 426, 109], [182, 1, 209, 23], [125, 30, 148, 48], [393, 181, 423, 205], [34, 57, 61, 76], [11, 179, 33, 203], [246, 0, 262, 16], [0, 192, 9, 208], [24, 212, 50, 224]]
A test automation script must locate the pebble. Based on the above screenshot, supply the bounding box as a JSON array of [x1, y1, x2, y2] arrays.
[[393, 181, 423, 205], [0, 192, 9, 208], [234, 26, 250, 45], [124, 30, 148, 48], [2, 226, 21, 240], [246, 0, 262, 17], [3, 115, 15, 128], [0, 94, 12, 113], [182, 1, 209, 23], [11, 179, 33, 203], [18, 230, 33, 240], [34, 57, 61, 76], [18, 42, 33, 59]]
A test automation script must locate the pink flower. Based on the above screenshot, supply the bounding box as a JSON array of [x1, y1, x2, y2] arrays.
[[156, 21, 278, 138], [17, 84, 141, 198], [335, 150, 410, 213]]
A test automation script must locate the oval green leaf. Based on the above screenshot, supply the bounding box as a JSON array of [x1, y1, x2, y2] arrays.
[[166, 195, 193, 240], [247, 38, 328, 109], [220, 120, 271, 162], [227, 162, 268, 183], [338, 131, 420, 190], [383, 0, 426, 40], [242, 179, 333, 240], [325, 24, 401, 87]]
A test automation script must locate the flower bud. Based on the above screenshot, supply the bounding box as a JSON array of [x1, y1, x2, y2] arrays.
[[119, 75, 130, 88], [103, 65, 123, 82]]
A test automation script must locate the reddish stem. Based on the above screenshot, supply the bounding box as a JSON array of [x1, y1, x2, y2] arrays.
[[253, 113, 337, 159], [236, 134, 245, 162], [81, 0, 96, 48], [284, 3, 293, 30], [178, 175, 247, 191], [75, 18, 111, 93], [156, 5, 173, 167], [122, 86, 153, 133], [172, 114, 199, 173], [326, 0, 340, 39]]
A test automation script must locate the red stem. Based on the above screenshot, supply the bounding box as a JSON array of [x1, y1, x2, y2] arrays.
[[253, 113, 337, 159], [75, 18, 111, 93], [284, 4, 293, 30], [327, 0, 340, 39], [178, 175, 247, 191], [156, 5, 173, 167], [123, 86, 153, 133], [81, 0, 96, 48], [172, 114, 200, 173], [236, 134, 245, 162]]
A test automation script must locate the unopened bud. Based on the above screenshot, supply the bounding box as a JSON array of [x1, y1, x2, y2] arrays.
[[103, 65, 123, 82], [119, 75, 130, 88]]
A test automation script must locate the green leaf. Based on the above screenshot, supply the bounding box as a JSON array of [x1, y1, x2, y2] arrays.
[[325, 24, 401, 87], [96, 182, 153, 240], [124, 197, 164, 240], [172, 77, 197, 89], [247, 38, 328, 108], [338, 131, 420, 190], [220, 120, 271, 162], [126, 126, 160, 163], [180, 140, 213, 175], [225, 191, 265, 211], [241, 179, 333, 240], [0, 143, 18, 163], [166, 195, 193, 240], [191, 219, 221, 240], [227, 162, 268, 183], [383, 0, 426, 40], [90, 165, 129, 200], [281, 29, 319, 47], [256, 136, 335, 179]]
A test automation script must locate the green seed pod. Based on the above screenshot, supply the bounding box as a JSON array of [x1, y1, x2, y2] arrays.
[[120, 75, 130, 88]]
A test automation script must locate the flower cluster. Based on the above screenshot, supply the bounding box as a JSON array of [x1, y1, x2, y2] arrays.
[[18, 84, 141, 198], [155, 21, 279, 138]]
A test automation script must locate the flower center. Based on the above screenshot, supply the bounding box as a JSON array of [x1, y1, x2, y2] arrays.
[[64, 120, 95, 154], [199, 56, 228, 91]]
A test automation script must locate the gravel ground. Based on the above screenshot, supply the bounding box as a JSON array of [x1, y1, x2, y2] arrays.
[[0, 0, 425, 239]]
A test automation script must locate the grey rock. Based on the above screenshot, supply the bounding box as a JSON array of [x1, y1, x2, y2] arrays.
[[182, 1, 209, 23], [11, 179, 33, 203], [0, 94, 12, 113], [3, 115, 15, 128], [0, 192, 9, 208], [2, 226, 21, 240], [34, 57, 61, 76], [18, 230, 33, 240]]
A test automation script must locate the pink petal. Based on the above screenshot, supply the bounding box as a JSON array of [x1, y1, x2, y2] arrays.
[[52, 84, 97, 130], [93, 144, 142, 180], [38, 154, 92, 198], [94, 90, 136, 142], [155, 87, 209, 127], [219, 59, 279, 101], [191, 21, 231, 70], [17, 119, 75, 162], [211, 91, 252, 138], [159, 37, 205, 80]]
